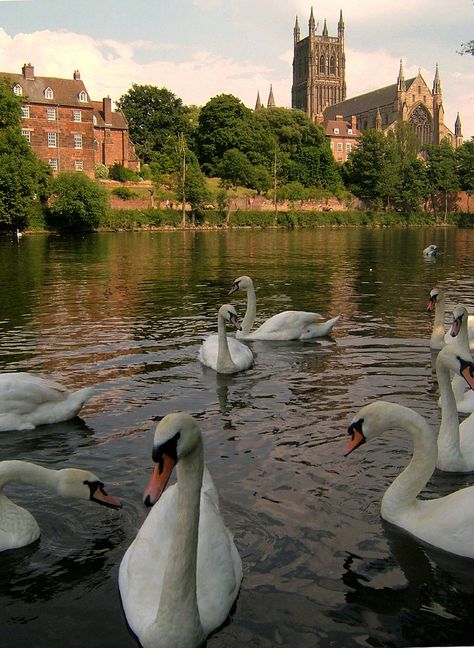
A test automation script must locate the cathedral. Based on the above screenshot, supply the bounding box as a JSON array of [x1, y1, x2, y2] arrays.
[[291, 8, 463, 148]]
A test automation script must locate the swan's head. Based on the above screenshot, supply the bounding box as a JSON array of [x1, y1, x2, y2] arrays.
[[218, 304, 242, 331], [424, 244, 437, 256], [229, 276, 252, 295], [143, 412, 202, 507], [56, 468, 121, 509], [448, 305, 469, 339], [436, 344, 474, 389], [427, 287, 443, 312]]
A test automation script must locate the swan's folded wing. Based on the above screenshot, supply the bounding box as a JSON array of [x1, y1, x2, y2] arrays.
[[0, 374, 67, 414], [250, 310, 323, 339]]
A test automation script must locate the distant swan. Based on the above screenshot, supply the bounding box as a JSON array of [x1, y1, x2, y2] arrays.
[[119, 412, 242, 648], [0, 373, 94, 431], [198, 304, 253, 374], [229, 275, 340, 340], [345, 397, 474, 558], [0, 460, 121, 551], [423, 244, 437, 257], [427, 288, 474, 350]]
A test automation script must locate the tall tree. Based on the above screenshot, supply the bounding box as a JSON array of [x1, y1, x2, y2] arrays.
[[345, 130, 393, 208], [117, 85, 192, 164], [425, 140, 459, 221], [456, 138, 474, 212]]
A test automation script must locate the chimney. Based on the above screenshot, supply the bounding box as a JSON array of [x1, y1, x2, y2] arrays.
[[336, 115, 343, 120], [22, 63, 34, 80], [351, 115, 357, 131], [103, 96, 112, 125], [73, 70, 81, 80]]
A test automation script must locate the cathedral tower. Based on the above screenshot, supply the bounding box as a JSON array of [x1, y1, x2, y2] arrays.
[[292, 6, 346, 121]]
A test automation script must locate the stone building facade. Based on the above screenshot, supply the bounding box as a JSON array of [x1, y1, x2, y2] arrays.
[[323, 61, 463, 148], [291, 7, 346, 120], [1, 63, 139, 177]]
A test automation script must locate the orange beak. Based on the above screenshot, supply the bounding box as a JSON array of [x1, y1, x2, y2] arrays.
[[91, 486, 121, 509], [461, 363, 474, 391], [427, 297, 436, 312], [143, 453, 176, 507], [344, 429, 365, 457]]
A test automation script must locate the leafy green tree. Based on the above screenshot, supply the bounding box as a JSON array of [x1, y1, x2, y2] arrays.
[[217, 149, 255, 190], [424, 140, 459, 221], [175, 149, 210, 219], [117, 85, 191, 164], [254, 106, 326, 154], [0, 78, 52, 229], [49, 172, 109, 230], [456, 138, 474, 212], [396, 157, 428, 213]]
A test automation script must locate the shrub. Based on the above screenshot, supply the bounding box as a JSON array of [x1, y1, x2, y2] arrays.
[[95, 163, 108, 179], [48, 172, 109, 230], [108, 163, 141, 183], [111, 186, 138, 200]]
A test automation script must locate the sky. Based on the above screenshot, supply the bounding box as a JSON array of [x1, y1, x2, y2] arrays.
[[0, 0, 473, 138]]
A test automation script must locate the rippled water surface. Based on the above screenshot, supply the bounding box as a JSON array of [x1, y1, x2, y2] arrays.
[[1, 227, 474, 647]]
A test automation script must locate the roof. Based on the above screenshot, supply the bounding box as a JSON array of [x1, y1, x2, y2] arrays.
[[0, 71, 93, 108], [324, 118, 359, 137], [324, 77, 416, 120], [91, 100, 128, 130]]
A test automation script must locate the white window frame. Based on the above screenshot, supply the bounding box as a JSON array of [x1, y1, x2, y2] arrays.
[[73, 110, 82, 122], [346, 143, 352, 153], [336, 142, 343, 152], [74, 159, 84, 171], [333, 127, 340, 134], [73, 133, 83, 149], [47, 131, 57, 148], [21, 105, 30, 118], [347, 128, 352, 134], [78, 90, 87, 102], [13, 84, 23, 96], [48, 158, 58, 171], [47, 107, 56, 121], [44, 87, 54, 99], [21, 129, 31, 143]]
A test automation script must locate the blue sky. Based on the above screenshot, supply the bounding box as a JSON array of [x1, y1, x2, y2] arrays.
[[0, 0, 473, 137]]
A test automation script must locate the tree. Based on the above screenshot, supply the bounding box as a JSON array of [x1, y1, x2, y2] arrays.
[[117, 85, 192, 164], [49, 172, 109, 230], [396, 157, 428, 214], [343, 130, 392, 208], [0, 78, 52, 229], [456, 139, 474, 212], [424, 140, 459, 221], [217, 149, 255, 190]]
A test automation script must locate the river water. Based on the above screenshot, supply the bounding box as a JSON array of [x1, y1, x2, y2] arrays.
[[1, 227, 474, 647]]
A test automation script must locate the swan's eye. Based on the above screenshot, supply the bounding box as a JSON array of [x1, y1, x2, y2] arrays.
[[347, 418, 364, 439], [153, 431, 180, 473]]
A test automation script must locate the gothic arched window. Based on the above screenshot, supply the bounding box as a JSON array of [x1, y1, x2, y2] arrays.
[[409, 104, 432, 145], [330, 56, 336, 75], [319, 56, 325, 74]]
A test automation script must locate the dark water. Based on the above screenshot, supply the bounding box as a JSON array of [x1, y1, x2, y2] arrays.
[[1, 227, 474, 648]]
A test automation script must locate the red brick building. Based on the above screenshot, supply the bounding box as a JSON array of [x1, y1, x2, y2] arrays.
[[323, 114, 359, 163], [1, 63, 138, 177]]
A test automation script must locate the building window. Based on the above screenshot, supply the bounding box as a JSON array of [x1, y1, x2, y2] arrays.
[[93, 115, 97, 126], [47, 107, 56, 121], [412, 95, 415, 102], [333, 127, 339, 134], [48, 158, 58, 171], [346, 143, 352, 153], [330, 141, 334, 149], [330, 56, 336, 75], [13, 84, 23, 96], [73, 110, 82, 122], [347, 128, 352, 134], [319, 56, 325, 74], [74, 134, 83, 149], [21, 105, 30, 118], [44, 87, 54, 99], [337, 142, 343, 152], [21, 129, 31, 143], [78, 90, 87, 102], [47, 132, 57, 148], [74, 159, 84, 171]]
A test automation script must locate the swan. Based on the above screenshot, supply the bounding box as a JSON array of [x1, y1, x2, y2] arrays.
[[440, 305, 474, 414], [198, 304, 253, 374], [426, 288, 474, 350], [344, 396, 474, 558], [0, 459, 121, 551], [0, 373, 94, 431], [119, 412, 243, 648], [228, 275, 340, 341], [423, 244, 437, 257]]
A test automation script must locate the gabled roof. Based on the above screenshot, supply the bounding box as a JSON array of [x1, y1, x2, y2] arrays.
[[324, 78, 416, 120], [91, 101, 128, 129], [0, 71, 93, 107], [324, 118, 359, 137]]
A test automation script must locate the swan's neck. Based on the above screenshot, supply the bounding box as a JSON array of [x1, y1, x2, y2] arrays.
[[380, 406, 437, 523], [216, 314, 237, 373], [149, 443, 205, 646], [432, 297, 446, 342], [241, 283, 256, 336], [437, 357, 463, 467], [0, 460, 57, 491]]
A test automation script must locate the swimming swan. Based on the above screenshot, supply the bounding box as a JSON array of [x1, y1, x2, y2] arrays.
[[423, 244, 437, 258], [198, 304, 253, 374], [0, 373, 94, 431], [0, 460, 121, 551], [440, 305, 474, 414], [344, 397, 474, 559], [119, 412, 243, 648], [427, 288, 474, 350], [229, 275, 340, 340]]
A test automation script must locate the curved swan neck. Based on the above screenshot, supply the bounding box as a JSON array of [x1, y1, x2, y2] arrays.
[[0, 461, 57, 492], [216, 313, 237, 373], [380, 405, 437, 522], [437, 355, 462, 465], [151, 441, 205, 645], [241, 281, 256, 336]]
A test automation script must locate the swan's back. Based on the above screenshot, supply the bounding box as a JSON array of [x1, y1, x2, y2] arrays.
[[198, 334, 253, 372], [242, 310, 338, 341]]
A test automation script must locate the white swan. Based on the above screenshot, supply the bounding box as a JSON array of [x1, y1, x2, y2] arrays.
[[427, 288, 474, 350], [0, 373, 94, 431], [440, 305, 474, 414], [344, 398, 474, 558], [0, 460, 121, 551], [423, 244, 437, 257], [119, 412, 242, 648], [198, 304, 253, 374], [228, 275, 340, 341]]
